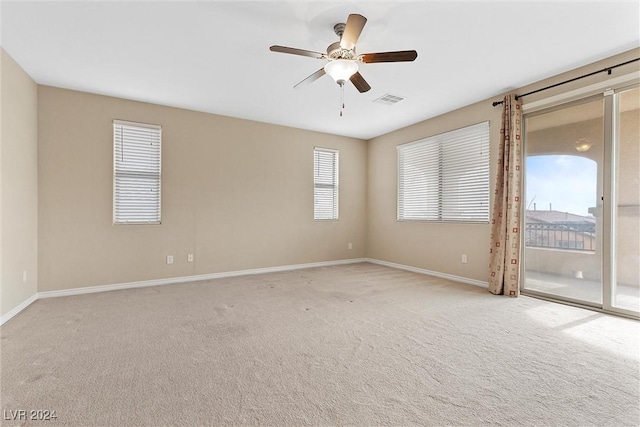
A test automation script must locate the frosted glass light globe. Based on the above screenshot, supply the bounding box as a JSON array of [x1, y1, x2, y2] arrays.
[[324, 59, 358, 85]]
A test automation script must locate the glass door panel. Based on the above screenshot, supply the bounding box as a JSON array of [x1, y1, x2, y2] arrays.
[[613, 87, 640, 313], [524, 98, 604, 305]]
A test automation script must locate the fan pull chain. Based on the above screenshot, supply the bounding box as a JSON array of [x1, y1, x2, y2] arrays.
[[340, 82, 345, 117]]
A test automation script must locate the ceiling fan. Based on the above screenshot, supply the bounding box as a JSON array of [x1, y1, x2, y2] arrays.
[[270, 13, 418, 94]]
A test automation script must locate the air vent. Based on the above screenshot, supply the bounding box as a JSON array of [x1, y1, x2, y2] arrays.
[[373, 93, 405, 106]]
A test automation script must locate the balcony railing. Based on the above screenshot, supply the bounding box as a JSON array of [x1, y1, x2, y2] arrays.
[[525, 222, 596, 251]]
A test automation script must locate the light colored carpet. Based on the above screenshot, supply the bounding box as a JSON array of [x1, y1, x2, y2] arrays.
[[1, 262, 638, 426]]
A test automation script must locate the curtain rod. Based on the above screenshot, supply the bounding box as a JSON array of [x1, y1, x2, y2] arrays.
[[491, 57, 640, 107]]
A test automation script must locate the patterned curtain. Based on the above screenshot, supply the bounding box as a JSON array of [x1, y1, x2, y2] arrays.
[[488, 94, 523, 296]]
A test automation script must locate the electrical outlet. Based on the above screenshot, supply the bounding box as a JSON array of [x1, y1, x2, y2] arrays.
[[167, 255, 174, 265], [188, 254, 194, 262], [461, 254, 468, 264], [348, 243, 353, 250]]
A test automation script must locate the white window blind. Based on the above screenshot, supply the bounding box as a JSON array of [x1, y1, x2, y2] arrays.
[[398, 121, 490, 223], [314, 147, 339, 221], [113, 120, 162, 225]]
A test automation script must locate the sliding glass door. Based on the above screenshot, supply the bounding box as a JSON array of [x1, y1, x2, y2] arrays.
[[611, 87, 640, 314], [523, 97, 604, 305], [523, 86, 639, 317]]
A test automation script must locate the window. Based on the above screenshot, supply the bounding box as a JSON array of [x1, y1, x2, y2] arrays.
[[397, 121, 490, 222], [113, 120, 162, 225], [314, 147, 339, 220]]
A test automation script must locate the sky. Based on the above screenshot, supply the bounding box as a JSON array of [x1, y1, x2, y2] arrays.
[[525, 155, 598, 217]]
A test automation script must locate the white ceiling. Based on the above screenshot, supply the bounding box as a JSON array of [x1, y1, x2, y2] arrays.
[[2, 1, 638, 140]]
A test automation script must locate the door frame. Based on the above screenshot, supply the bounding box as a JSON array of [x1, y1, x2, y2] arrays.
[[520, 83, 639, 319]]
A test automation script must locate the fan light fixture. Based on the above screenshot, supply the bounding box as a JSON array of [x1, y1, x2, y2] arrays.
[[575, 138, 593, 152], [324, 59, 358, 85], [270, 13, 418, 116]]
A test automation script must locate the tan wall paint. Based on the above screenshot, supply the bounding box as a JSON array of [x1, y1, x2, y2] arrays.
[[515, 49, 639, 108], [2, 47, 636, 308], [366, 101, 502, 282], [366, 48, 639, 285], [37, 86, 367, 292], [0, 49, 39, 317]]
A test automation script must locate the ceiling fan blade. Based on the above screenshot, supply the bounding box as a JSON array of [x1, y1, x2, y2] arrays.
[[270, 45, 325, 59], [294, 68, 326, 89], [340, 14, 367, 50], [350, 72, 371, 93], [360, 50, 418, 63]]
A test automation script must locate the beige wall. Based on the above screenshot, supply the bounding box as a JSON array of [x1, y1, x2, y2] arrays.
[[525, 248, 601, 282], [0, 49, 39, 317], [366, 48, 639, 284], [366, 101, 502, 282], [2, 47, 637, 313], [37, 87, 367, 292]]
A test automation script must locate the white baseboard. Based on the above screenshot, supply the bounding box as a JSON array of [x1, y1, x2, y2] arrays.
[[37, 258, 367, 300], [4, 259, 358, 325], [365, 258, 488, 289], [2, 257, 483, 325], [0, 293, 38, 326]]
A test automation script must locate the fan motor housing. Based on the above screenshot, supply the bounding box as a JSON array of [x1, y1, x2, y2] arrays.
[[327, 41, 356, 60]]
